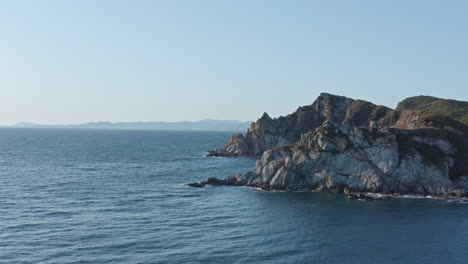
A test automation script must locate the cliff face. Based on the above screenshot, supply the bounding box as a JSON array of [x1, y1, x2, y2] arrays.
[[208, 93, 467, 157], [208, 93, 399, 157], [213, 122, 468, 196]]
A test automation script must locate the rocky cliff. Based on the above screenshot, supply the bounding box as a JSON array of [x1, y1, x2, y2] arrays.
[[198, 93, 468, 197], [207, 93, 399, 157], [207, 93, 467, 157], [197, 121, 468, 196]]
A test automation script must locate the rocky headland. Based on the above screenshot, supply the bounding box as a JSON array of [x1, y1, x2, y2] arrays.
[[197, 93, 468, 198]]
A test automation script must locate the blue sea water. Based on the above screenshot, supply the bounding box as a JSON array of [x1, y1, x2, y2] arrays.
[[0, 128, 467, 264]]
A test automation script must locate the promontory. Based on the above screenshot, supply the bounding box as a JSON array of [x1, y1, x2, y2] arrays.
[[192, 93, 468, 198]]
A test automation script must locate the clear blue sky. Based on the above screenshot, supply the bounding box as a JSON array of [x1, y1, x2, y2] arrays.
[[1, 0, 467, 125]]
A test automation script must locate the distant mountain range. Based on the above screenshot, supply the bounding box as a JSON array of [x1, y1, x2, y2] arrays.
[[10, 119, 252, 131]]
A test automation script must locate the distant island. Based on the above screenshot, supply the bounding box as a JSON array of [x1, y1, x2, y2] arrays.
[[9, 119, 252, 132], [191, 93, 468, 200]]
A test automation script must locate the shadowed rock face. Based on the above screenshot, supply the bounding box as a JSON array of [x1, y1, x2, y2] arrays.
[[197, 121, 468, 196]]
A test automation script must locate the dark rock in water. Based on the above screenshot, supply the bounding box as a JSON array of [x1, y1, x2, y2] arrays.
[[347, 193, 393, 201], [187, 178, 228, 188], [188, 182, 206, 187], [206, 149, 229, 157], [205, 178, 226, 186]]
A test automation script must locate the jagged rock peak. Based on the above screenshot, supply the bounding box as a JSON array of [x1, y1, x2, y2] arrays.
[[260, 112, 271, 120]]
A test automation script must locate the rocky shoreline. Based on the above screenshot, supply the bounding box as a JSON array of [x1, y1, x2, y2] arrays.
[[187, 177, 468, 202], [192, 93, 468, 200]]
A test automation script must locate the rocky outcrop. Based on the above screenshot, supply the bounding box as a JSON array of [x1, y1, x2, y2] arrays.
[[207, 133, 249, 157], [196, 121, 468, 196], [188, 178, 226, 187], [208, 93, 467, 157], [197, 93, 468, 197], [208, 93, 402, 157]]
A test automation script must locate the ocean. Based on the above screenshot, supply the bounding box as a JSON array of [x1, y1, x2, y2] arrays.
[[0, 128, 467, 264]]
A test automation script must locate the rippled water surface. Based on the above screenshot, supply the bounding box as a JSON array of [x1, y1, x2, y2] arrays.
[[1, 128, 467, 264]]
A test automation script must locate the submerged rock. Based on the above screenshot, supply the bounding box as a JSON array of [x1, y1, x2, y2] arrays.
[[187, 178, 227, 188], [187, 182, 206, 188], [205, 178, 226, 186], [347, 193, 393, 201]]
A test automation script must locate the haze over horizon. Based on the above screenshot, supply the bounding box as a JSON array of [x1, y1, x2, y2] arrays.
[[9, 119, 253, 127], [1, 0, 467, 125]]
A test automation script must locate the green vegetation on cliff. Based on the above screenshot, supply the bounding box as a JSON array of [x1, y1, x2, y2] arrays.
[[397, 96, 468, 124]]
